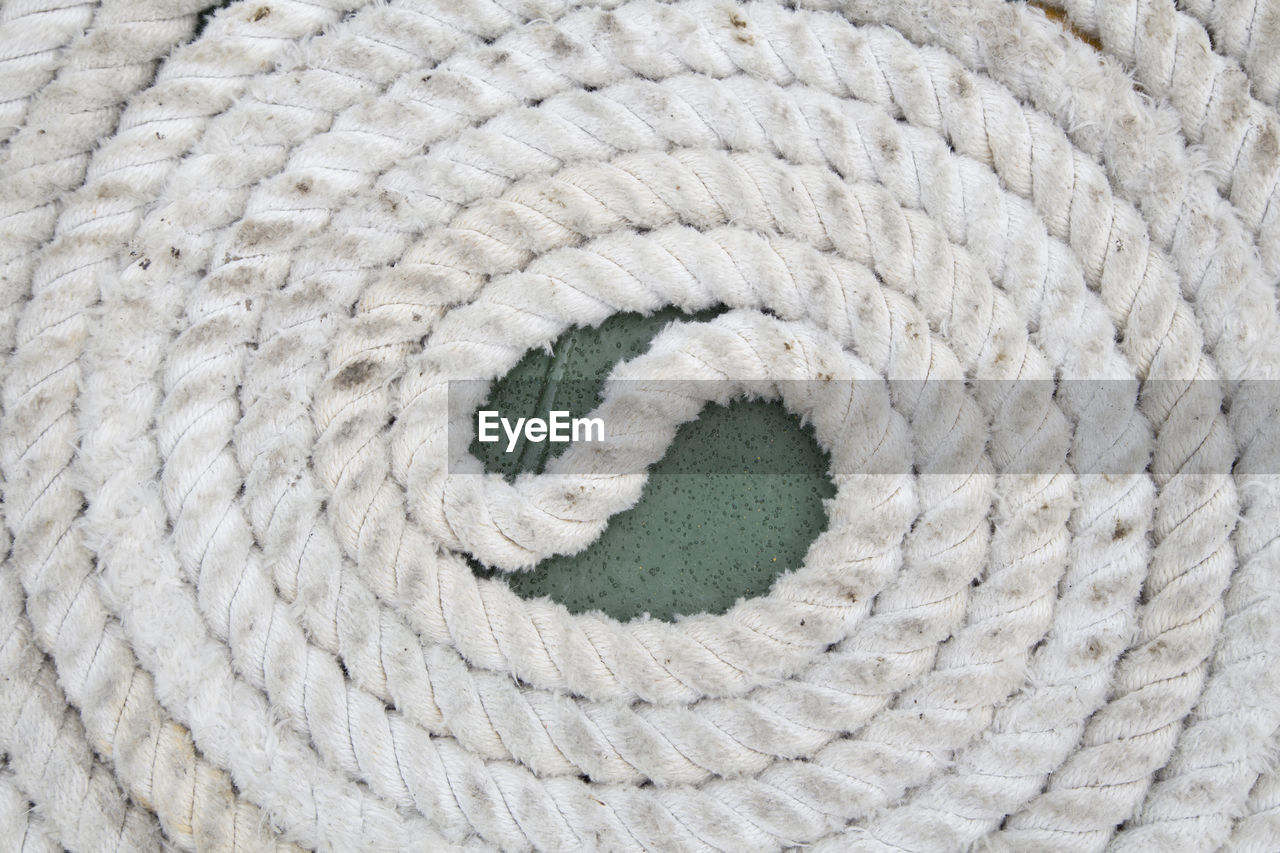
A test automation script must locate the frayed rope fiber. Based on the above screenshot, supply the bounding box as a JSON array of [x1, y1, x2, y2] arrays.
[[3, 0, 1280, 850]]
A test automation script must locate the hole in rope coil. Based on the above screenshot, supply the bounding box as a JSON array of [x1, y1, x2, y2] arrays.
[[468, 308, 837, 622]]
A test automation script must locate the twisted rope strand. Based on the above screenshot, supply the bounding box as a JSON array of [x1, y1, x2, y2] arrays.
[[0, 0, 95, 151], [0, 575, 162, 853], [1038, 0, 1280, 279], [0, 765, 61, 853]]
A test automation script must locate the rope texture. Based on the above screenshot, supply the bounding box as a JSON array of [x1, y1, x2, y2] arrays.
[[1, 0, 1279, 850]]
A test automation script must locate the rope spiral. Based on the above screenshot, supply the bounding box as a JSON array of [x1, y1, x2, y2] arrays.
[[2, 0, 1279, 850]]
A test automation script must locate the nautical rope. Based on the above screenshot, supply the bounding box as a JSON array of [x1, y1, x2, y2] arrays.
[[2, 0, 1278, 850]]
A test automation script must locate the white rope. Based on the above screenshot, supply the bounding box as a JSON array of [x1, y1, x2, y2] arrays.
[[1, 0, 1278, 850], [0, 0, 95, 150], [0, 765, 62, 853]]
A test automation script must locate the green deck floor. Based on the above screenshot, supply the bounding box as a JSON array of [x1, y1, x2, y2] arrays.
[[469, 309, 836, 622]]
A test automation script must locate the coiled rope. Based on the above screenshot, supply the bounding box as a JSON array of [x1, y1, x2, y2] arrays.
[[2, 0, 1279, 850]]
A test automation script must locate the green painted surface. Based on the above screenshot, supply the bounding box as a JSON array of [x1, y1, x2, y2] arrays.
[[469, 309, 836, 623]]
